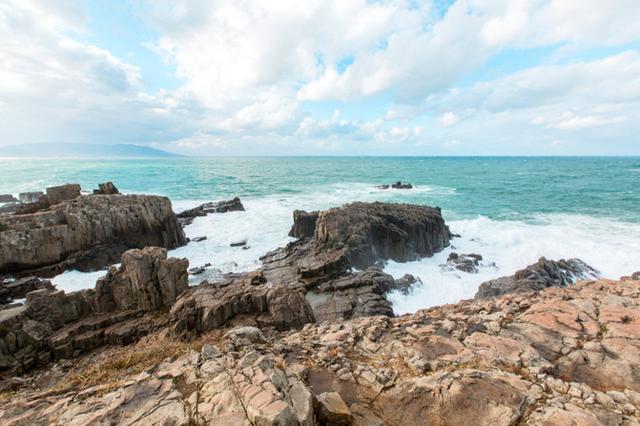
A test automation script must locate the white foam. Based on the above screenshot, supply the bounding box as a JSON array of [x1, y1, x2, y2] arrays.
[[386, 214, 640, 314], [51, 269, 109, 293]]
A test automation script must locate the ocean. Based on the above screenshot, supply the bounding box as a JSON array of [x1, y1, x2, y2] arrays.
[[2, 156, 639, 313]]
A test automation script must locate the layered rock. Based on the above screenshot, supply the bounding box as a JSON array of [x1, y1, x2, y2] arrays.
[[475, 257, 598, 299], [0, 247, 188, 375], [312, 202, 451, 269], [92, 181, 119, 195], [177, 197, 245, 226], [0, 192, 186, 276], [0, 276, 54, 305], [3, 277, 639, 425], [0, 194, 18, 203]]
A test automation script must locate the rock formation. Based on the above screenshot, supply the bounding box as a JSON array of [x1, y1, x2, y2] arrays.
[[0, 276, 54, 305], [475, 257, 598, 299], [0, 194, 18, 203], [92, 181, 119, 195], [377, 181, 414, 189], [0, 247, 188, 375], [18, 192, 43, 203], [443, 252, 484, 273], [0, 190, 186, 276], [2, 277, 638, 425], [177, 197, 245, 226]]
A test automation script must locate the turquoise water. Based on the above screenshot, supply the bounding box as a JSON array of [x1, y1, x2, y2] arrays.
[[2, 156, 639, 312], [1, 157, 639, 222]]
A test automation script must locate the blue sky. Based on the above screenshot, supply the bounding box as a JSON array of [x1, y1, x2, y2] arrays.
[[1, 0, 639, 155]]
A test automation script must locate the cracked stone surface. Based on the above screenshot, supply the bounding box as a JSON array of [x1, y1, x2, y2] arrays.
[[1, 277, 639, 425]]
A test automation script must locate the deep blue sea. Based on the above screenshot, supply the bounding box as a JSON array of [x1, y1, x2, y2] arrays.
[[2, 157, 639, 312]]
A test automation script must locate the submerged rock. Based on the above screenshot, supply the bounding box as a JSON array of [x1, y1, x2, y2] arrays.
[[377, 181, 413, 189], [0, 191, 186, 277], [443, 252, 484, 273], [475, 257, 598, 298], [177, 197, 245, 226]]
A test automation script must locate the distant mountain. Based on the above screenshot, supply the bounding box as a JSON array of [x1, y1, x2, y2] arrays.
[[0, 143, 182, 158]]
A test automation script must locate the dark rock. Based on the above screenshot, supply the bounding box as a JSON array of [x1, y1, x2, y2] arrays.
[[632, 271, 640, 280], [288, 210, 319, 238], [93, 182, 119, 195], [313, 202, 451, 269], [230, 240, 247, 247], [392, 273, 423, 295], [0, 247, 188, 375], [444, 252, 483, 273], [0, 194, 18, 203], [170, 272, 315, 334], [18, 192, 43, 203], [0, 276, 55, 304], [1, 193, 186, 277], [192, 236, 207, 242], [377, 181, 413, 190], [189, 263, 211, 275], [315, 392, 354, 425], [475, 257, 598, 299], [177, 197, 244, 227]]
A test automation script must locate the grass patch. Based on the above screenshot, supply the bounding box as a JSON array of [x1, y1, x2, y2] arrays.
[[0, 222, 7, 232], [51, 334, 202, 394]]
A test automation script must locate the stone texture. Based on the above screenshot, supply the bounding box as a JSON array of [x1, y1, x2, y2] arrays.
[[288, 209, 319, 238], [0, 276, 55, 305], [475, 257, 598, 298], [0, 194, 18, 203], [3, 277, 638, 425], [18, 192, 43, 203], [0, 247, 188, 375], [0, 192, 186, 276]]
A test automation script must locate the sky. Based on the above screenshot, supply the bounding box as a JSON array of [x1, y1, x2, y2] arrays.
[[1, 0, 640, 156]]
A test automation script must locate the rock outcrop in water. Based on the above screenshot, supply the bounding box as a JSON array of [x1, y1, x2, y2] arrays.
[[0, 187, 186, 277], [2, 276, 638, 425], [0, 247, 188, 375], [475, 257, 598, 299], [176, 197, 245, 226]]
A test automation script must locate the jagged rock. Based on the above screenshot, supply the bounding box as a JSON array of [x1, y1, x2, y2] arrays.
[[313, 202, 451, 269], [377, 181, 413, 190], [225, 326, 266, 343], [444, 252, 483, 273], [0, 194, 18, 203], [95, 247, 188, 312], [0, 276, 55, 304], [18, 191, 43, 203], [1, 278, 640, 424], [189, 263, 211, 275], [92, 181, 119, 195], [392, 273, 422, 295], [191, 236, 207, 242], [47, 183, 81, 205], [288, 210, 319, 238], [171, 272, 315, 334], [0, 247, 188, 375], [475, 257, 598, 298], [632, 271, 640, 280], [177, 197, 245, 226], [0, 193, 186, 276]]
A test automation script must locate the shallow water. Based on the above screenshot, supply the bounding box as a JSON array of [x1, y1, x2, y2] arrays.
[[2, 156, 638, 313]]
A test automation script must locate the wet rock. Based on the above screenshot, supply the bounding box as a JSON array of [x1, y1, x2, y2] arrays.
[[177, 197, 244, 226], [230, 240, 247, 247], [191, 236, 207, 242], [475, 257, 598, 298], [392, 273, 422, 295], [377, 181, 413, 190], [444, 252, 483, 273], [92, 181, 119, 195], [189, 263, 211, 275], [0, 192, 186, 277]]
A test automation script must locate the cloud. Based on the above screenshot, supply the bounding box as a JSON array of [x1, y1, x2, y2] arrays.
[[549, 112, 627, 130], [438, 112, 459, 127]]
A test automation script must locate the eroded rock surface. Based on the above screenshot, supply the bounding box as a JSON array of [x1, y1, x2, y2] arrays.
[[0, 192, 186, 276], [475, 257, 598, 299], [2, 277, 638, 425], [0, 247, 188, 375]]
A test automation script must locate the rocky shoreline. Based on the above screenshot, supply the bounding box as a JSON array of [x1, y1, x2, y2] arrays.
[[0, 183, 638, 424]]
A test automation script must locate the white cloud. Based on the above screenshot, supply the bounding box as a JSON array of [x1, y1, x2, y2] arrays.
[[438, 112, 459, 127], [550, 112, 627, 130]]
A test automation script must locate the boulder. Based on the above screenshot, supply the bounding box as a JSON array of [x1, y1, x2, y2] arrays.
[[177, 197, 244, 226], [475, 257, 598, 299], [93, 181, 119, 195], [46, 183, 81, 205], [315, 392, 354, 425], [0, 193, 186, 276]]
